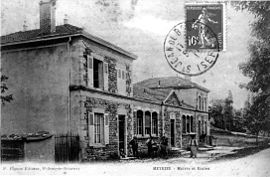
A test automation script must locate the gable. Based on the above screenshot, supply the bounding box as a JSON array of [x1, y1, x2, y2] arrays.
[[164, 92, 182, 106]]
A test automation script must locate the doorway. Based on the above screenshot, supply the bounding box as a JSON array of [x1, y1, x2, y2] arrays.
[[170, 119, 175, 147], [118, 115, 126, 156]]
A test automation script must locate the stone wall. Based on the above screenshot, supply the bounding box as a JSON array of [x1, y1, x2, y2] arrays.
[[81, 96, 133, 161]]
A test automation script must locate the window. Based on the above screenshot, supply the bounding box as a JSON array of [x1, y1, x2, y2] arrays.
[[152, 112, 158, 135], [198, 120, 201, 135], [122, 70, 125, 80], [190, 116, 194, 132], [137, 110, 143, 135], [93, 59, 104, 89], [198, 96, 202, 110], [186, 116, 190, 133], [94, 113, 104, 144], [145, 111, 151, 135], [205, 98, 207, 111], [205, 121, 207, 135], [202, 97, 204, 111], [118, 69, 121, 79], [182, 115, 186, 133], [105, 63, 108, 74]]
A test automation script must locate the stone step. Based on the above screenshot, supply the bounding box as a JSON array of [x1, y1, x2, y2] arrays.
[[170, 148, 190, 156]]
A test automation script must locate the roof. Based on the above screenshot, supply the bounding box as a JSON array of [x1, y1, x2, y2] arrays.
[[133, 84, 195, 109], [135, 76, 210, 92], [0, 24, 137, 60], [133, 84, 170, 103]]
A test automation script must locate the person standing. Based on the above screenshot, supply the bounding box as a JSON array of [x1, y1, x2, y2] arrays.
[[190, 133, 198, 158], [160, 135, 168, 157], [146, 134, 154, 157], [129, 136, 138, 157]]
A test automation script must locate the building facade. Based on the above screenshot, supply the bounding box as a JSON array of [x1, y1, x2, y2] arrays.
[[1, 0, 210, 162]]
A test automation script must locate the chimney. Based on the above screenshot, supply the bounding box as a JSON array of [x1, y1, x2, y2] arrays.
[[39, 0, 57, 34], [184, 75, 192, 81], [23, 20, 28, 31], [63, 14, 68, 25]]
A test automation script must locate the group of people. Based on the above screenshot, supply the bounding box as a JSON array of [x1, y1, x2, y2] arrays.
[[128, 135, 169, 158], [128, 134, 198, 159]]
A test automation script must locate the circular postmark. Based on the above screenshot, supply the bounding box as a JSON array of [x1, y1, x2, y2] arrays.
[[164, 21, 219, 76]]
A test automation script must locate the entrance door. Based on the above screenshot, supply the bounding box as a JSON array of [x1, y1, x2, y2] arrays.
[[170, 119, 175, 147], [118, 115, 126, 155]]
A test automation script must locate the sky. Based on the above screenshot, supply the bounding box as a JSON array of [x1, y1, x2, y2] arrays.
[[1, 0, 255, 109]]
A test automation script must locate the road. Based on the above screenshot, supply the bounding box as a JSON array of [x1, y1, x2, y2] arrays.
[[1, 147, 269, 176], [112, 146, 270, 177]]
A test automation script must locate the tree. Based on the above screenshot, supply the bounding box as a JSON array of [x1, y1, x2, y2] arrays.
[[1, 75, 13, 105], [233, 1, 270, 138], [223, 90, 234, 130], [209, 99, 225, 129]]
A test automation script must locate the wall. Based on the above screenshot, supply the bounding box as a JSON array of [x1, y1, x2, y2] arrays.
[[212, 134, 269, 147], [1, 43, 72, 161], [71, 37, 133, 97]]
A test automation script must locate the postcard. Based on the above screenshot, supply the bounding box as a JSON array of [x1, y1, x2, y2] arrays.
[[1, 0, 270, 176]]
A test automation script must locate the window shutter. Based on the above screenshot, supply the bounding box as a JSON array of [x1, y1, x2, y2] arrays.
[[88, 112, 95, 146], [88, 56, 93, 87], [104, 62, 109, 91], [104, 113, 109, 144]]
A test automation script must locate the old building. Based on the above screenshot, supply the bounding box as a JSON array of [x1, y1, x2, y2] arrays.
[[1, 0, 210, 162], [134, 77, 210, 148]]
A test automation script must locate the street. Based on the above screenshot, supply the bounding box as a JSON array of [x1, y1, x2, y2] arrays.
[[1, 147, 269, 176], [111, 146, 270, 177]]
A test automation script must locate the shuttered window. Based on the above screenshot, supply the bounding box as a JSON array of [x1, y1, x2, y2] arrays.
[[88, 112, 109, 146]]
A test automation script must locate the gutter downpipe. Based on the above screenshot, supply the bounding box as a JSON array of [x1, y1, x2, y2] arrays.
[[161, 101, 165, 137], [67, 37, 72, 136]]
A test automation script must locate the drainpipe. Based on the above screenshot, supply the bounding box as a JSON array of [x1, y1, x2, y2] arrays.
[[67, 37, 72, 135], [161, 102, 165, 137]]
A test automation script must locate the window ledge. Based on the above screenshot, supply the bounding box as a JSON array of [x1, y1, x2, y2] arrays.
[[89, 144, 106, 148]]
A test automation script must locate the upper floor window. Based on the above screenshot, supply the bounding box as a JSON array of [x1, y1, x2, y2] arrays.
[[93, 58, 104, 89], [198, 96, 202, 110]]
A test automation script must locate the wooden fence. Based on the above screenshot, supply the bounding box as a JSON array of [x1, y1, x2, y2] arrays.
[[55, 134, 80, 162], [1, 140, 24, 162]]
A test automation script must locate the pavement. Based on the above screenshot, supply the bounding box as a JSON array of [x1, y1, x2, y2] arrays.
[[1, 146, 269, 176]]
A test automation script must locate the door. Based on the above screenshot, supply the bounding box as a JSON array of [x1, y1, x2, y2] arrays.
[[118, 115, 126, 155], [170, 119, 175, 147]]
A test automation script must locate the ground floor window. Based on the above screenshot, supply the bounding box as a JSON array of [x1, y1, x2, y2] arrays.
[[152, 112, 158, 135], [136, 110, 158, 136], [145, 111, 151, 135], [182, 115, 186, 133], [137, 110, 143, 135], [182, 115, 194, 133], [94, 113, 104, 144]]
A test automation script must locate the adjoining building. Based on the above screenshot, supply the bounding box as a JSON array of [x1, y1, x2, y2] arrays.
[[0, 0, 210, 162]]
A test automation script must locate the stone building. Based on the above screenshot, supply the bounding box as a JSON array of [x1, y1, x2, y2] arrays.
[[0, 0, 210, 162]]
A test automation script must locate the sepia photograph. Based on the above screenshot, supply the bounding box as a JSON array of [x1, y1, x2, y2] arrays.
[[1, 0, 270, 176]]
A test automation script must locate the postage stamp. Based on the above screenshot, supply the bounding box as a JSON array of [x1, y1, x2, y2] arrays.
[[163, 3, 225, 76], [185, 3, 224, 51], [164, 21, 219, 76]]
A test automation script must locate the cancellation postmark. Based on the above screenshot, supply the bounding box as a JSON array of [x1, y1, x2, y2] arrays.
[[164, 3, 224, 76]]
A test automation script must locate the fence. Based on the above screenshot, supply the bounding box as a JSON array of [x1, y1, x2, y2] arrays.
[[55, 134, 80, 162], [1, 139, 24, 162]]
